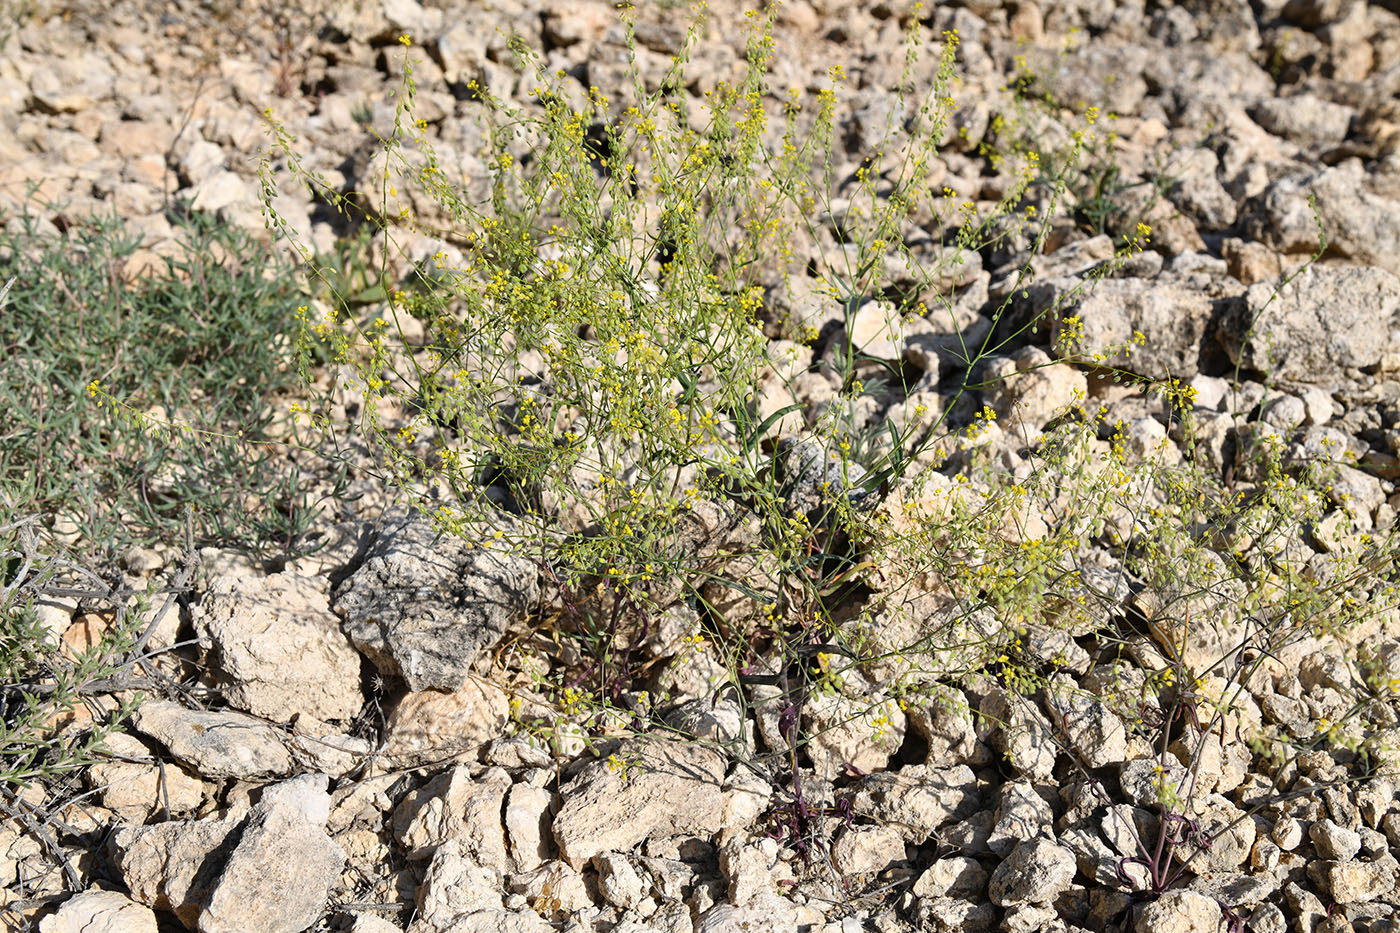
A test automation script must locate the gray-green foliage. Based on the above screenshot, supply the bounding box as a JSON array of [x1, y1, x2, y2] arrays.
[[0, 518, 142, 788], [0, 204, 343, 566]]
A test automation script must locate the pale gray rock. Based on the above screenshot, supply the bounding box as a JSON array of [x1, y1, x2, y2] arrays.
[[1119, 756, 1191, 809], [982, 347, 1087, 438], [1244, 163, 1400, 269], [904, 300, 993, 373], [846, 764, 980, 843], [1133, 890, 1224, 933], [986, 781, 1054, 858], [508, 860, 592, 920], [980, 688, 1058, 782], [1249, 92, 1355, 145], [905, 684, 981, 768], [122, 545, 165, 574], [194, 573, 364, 723], [260, 773, 334, 825], [987, 838, 1076, 908], [1174, 794, 1255, 874], [1061, 821, 1134, 889], [435, 21, 488, 84], [1025, 42, 1150, 115], [504, 783, 555, 872], [1128, 548, 1249, 673], [912, 856, 989, 900], [1166, 147, 1237, 229], [801, 680, 906, 777], [334, 507, 539, 692], [541, 0, 615, 46], [198, 795, 346, 933], [1248, 902, 1287, 933], [594, 853, 649, 909], [393, 765, 512, 868], [845, 299, 904, 360], [665, 697, 747, 750], [830, 824, 905, 877], [552, 738, 726, 868], [1285, 880, 1328, 931], [39, 890, 159, 933], [717, 836, 787, 906], [484, 736, 553, 770], [1100, 803, 1154, 861], [1226, 265, 1400, 382], [131, 700, 292, 780], [1355, 777, 1395, 829], [380, 679, 511, 766], [86, 732, 206, 821], [288, 719, 374, 779], [1184, 871, 1278, 912], [694, 893, 824, 933], [1323, 853, 1399, 904], [1051, 279, 1219, 381], [179, 139, 225, 187], [409, 909, 552, 933], [1262, 394, 1308, 429], [764, 275, 844, 341], [777, 435, 874, 524], [1273, 815, 1305, 850], [1042, 674, 1129, 770], [1301, 650, 1356, 693], [112, 777, 343, 933], [720, 766, 773, 835], [914, 896, 998, 933], [111, 814, 244, 927], [187, 171, 256, 217]]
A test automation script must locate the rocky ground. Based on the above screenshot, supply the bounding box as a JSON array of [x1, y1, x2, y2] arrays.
[[5, 0, 1400, 932]]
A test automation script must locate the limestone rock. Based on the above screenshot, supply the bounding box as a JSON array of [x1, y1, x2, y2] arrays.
[[912, 855, 989, 900], [846, 299, 904, 360], [802, 681, 905, 778], [110, 814, 244, 927], [986, 781, 1054, 858], [193, 572, 364, 723], [1226, 265, 1400, 383], [334, 507, 539, 693], [112, 776, 342, 933], [830, 824, 905, 877], [1051, 279, 1219, 381], [197, 791, 346, 933], [504, 783, 555, 872], [1249, 93, 1355, 145], [1244, 164, 1400, 269], [846, 764, 980, 843], [86, 732, 206, 821], [1133, 890, 1224, 933], [130, 700, 292, 780], [393, 765, 512, 868], [694, 892, 825, 933], [380, 678, 511, 766], [1042, 674, 1129, 770], [411, 841, 503, 931], [980, 688, 1058, 782], [552, 738, 727, 868], [39, 890, 158, 933], [982, 347, 1087, 438], [1311, 818, 1362, 861], [987, 838, 1076, 908], [1324, 853, 1399, 904]]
